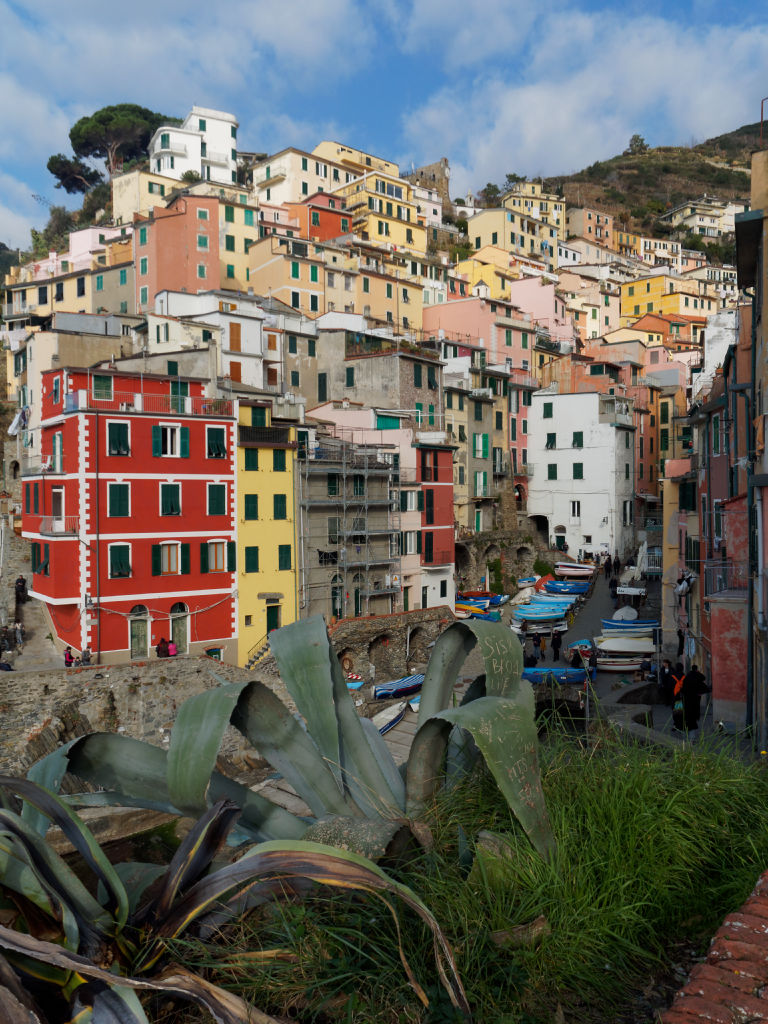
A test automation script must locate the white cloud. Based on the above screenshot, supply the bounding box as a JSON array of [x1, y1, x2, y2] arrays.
[[0, 173, 47, 250]]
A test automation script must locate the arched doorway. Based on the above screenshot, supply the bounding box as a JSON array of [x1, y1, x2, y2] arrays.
[[331, 574, 344, 620], [170, 602, 188, 654], [129, 604, 148, 659], [10, 461, 19, 480], [553, 526, 567, 552]]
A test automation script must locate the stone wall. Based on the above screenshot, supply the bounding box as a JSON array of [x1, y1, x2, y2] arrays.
[[0, 655, 287, 776]]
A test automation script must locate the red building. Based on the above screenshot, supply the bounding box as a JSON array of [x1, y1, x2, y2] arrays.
[[22, 366, 237, 663], [417, 441, 455, 607]]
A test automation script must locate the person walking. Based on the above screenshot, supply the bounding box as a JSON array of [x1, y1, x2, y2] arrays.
[[156, 637, 170, 658], [604, 554, 611, 580], [538, 634, 546, 660], [609, 576, 618, 608], [14, 621, 23, 650], [671, 663, 686, 730], [613, 554, 621, 578], [682, 664, 710, 731], [658, 659, 674, 706], [551, 630, 562, 662]]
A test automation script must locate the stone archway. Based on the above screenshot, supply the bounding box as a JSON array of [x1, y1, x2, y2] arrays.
[[516, 545, 532, 560], [10, 461, 19, 480], [406, 626, 430, 671], [368, 633, 396, 681], [338, 647, 356, 674]]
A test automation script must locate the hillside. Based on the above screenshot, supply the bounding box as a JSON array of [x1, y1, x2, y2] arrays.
[[542, 122, 758, 235]]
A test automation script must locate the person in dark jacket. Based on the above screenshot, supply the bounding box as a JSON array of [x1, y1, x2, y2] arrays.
[[671, 663, 686, 730], [658, 659, 674, 706], [551, 631, 562, 662], [156, 637, 170, 658], [682, 665, 709, 730]]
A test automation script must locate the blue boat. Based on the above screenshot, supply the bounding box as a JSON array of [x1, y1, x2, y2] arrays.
[[544, 580, 591, 595], [522, 666, 595, 685], [601, 618, 659, 632], [373, 673, 425, 700], [468, 610, 501, 622]]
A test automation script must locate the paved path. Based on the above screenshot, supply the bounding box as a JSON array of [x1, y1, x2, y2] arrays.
[[12, 596, 65, 672]]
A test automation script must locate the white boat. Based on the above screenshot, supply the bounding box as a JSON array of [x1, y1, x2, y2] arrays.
[[596, 657, 645, 672], [554, 562, 595, 578], [594, 635, 655, 655], [612, 606, 638, 621], [371, 701, 407, 735]]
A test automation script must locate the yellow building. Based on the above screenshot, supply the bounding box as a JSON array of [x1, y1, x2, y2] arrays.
[[619, 273, 720, 325], [331, 172, 427, 257], [112, 168, 251, 226], [502, 181, 565, 240], [247, 236, 423, 329], [449, 245, 537, 300], [312, 141, 398, 178], [467, 208, 558, 270], [237, 400, 298, 666], [219, 197, 260, 292]]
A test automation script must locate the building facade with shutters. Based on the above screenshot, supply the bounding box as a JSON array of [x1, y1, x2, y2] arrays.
[[21, 367, 237, 664]]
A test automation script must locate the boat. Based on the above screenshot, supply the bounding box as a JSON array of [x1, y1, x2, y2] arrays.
[[612, 606, 639, 621], [517, 576, 539, 588], [373, 673, 425, 701], [511, 606, 568, 621], [510, 620, 568, 636], [554, 562, 596, 578], [371, 701, 407, 734], [458, 591, 509, 606], [522, 666, 595, 685], [468, 609, 502, 622], [544, 580, 591, 595], [600, 618, 658, 635], [455, 597, 490, 610], [594, 635, 655, 655], [595, 657, 646, 672]]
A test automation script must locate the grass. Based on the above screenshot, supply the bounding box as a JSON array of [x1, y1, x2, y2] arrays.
[[167, 728, 768, 1023]]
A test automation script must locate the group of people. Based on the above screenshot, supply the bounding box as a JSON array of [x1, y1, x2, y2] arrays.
[[603, 553, 622, 580], [63, 646, 91, 667], [155, 637, 177, 658], [658, 659, 710, 731], [523, 633, 561, 665]]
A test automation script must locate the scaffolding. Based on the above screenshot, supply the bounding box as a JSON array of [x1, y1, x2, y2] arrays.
[[296, 428, 402, 620]]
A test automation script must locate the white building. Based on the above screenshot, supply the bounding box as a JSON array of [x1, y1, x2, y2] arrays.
[[527, 390, 636, 560], [149, 106, 239, 185]]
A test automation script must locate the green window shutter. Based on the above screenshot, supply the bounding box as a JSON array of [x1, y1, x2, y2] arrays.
[[244, 494, 258, 519], [161, 484, 179, 515], [151, 544, 161, 576], [111, 484, 129, 517], [416, 532, 422, 554], [573, 463, 583, 480], [414, 364, 422, 387], [346, 366, 354, 387], [152, 425, 161, 456], [245, 546, 259, 572], [543, 402, 553, 418], [180, 427, 190, 457], [251, 406, 267, 426], [33, 483, 39, 514], [180, 543, 190, 575], [274, 494, 286, 519], [227, 541, 236, 571], [548, 464, 557, 480], [25, 484, 29, 514], [167, 360, 178, 376], [573, 431, 583, 447], [417, 491, 424, 511], [209, 485, 225, 515], [400, 491, 407, 512], [200, 543, 209, 574], [244, 448, 258, 470], [482, 434, 489, 458], [278, 545, 291, 570], [273, 449, 286, 471]]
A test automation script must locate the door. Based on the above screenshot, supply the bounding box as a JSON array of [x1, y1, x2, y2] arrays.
[[170, 380, 189, 413], [475, 509, 482, 532], [403, 586, 410, 612], [421, 585, 428, 609], [171, 613, 188, 653], [266, 604, 280, 633], [354, 588, 361, 617], [555, 534, 566, 551], [51, 488, 64, 532], [130, 618, 147, 659]]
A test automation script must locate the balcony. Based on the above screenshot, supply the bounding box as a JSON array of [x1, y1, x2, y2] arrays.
[[63, 390, 233, 417], [39, 515, 79, 536], [155, 141, 188, 157], [238, 425, 292, 446], [21, 456, 64, 478], [703, 560, 748, 597], [421, 548, 454, 568], [202, 149, 228, 166]]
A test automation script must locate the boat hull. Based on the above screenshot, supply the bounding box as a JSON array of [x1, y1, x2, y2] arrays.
[[522, 667, 595, 684], [373, 673, 425, 700]]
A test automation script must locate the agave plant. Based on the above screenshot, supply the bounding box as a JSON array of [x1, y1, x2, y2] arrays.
[[0, 777, 470, 1023], [27, 617, 555, 862]]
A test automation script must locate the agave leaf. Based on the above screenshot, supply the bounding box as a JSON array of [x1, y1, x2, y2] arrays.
[[143, 800, 241, 926], [206, 770, 308, 843], [0, 948, 46, 1020], [0, 925, 267, 1024], [167, 682, 253, 816], [269, 617, 406, 817], [416, 623, 476, 726], [231, 683, 357, 819], [74, 985, 149, 1024], [0, 779, 128, 931], [99, 864, 167, 918], [24, 736, 86, 837], [302, 817, 415, 861], [151, 840, 470, 1017], [0, 984, 45, 1023], [410, 697, 555, 861]]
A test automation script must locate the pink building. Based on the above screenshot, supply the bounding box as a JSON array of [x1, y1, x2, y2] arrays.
[[423, 296, 536, 371]]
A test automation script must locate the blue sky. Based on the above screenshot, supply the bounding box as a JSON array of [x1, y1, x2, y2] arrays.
[[1, 0, 767, 249]]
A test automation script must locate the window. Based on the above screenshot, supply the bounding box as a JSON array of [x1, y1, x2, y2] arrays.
[[206, 426, 226, 458], [139, 227, 147, 246], [570, 500, 581, 519], [546, 432, 556, 449], [543, 402, 553, 418], [197, 234, 208, 250], [625, 463, 630, 479], [109, 544, 131, 578], [197, 208, 209, 220], [386, 283, 392, 298], [274, 494, 287, 519], [291, 291, 300, 308], [660, 402, 669, 424], [108, 483, 129, 517], [91, 375, 112, 401], [224, 234, 235, 252], [95, 275, 103, 292], [55, 282, 64, 300], [245, 546, 259, 572], [200, 540, 233, 573], [362, 277, 369, 293], [287, 334, 298, 354], [572, 431, 583, 448], [346, 366, 354, 387], [712, 414, 720, 454], [208, 484, 226, 516], [474, 401, 483, 422], [161, 482, 181, 515], [273, 449, 286, 472], [225, 205, 235, 223], [140, 286, 148, 305], [197, 264, 207, 279], [52, 377, 60, 405], [244, 448, 258, 470], [573, 463, 583, 480], [152, 424, 189, 457], [244, 494, 258, 520], [548, 464, 557, 480], [495, 411, 502, 430], [226, 265, 235, 279], [278, 545, 292, 570], [309, 294, 319, 312]]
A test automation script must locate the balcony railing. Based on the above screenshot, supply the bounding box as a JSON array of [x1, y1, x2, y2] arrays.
[[39, 516, 79, 536], [63, 390, 233, 417], [422, 548, 454, 567], [202, 149, 228, 165], [703, 560, 748, 597], [21, 457, 64, 478], [238, 425, 292, 445]]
